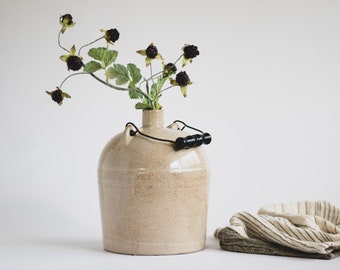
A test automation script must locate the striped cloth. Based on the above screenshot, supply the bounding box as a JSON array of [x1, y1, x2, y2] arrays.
[[215, 201, 340, 259]]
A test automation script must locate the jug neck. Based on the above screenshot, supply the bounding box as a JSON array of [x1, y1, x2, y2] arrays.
[[142, 110, 164, 128]]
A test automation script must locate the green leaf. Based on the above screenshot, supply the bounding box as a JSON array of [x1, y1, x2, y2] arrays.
[[129, 88, 143, 99], [150, 83, 158, 99], [102, 50, 118, 67], [88, 47, 107, 61], [135, 102, 152, 110], [106, 67, 114, 78], [127, 63, 142, 84], [88, 48, 118, 68], [84, 61, 102, 73], [106, 64, 129, 85], [154, 101, 162, 110], [150, 77, 167, 99], [156, 76, 167, 91]]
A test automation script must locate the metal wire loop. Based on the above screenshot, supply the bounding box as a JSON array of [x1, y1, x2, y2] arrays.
[[125, 122, 174, 144], [125, 120, 211, 150]]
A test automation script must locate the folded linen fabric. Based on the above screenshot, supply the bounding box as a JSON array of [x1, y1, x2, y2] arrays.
[[215, 201, 340, 259]]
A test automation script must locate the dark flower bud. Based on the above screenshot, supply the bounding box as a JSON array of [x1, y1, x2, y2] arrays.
[[66, 55, 83, 71], [60, 14, 74, 26], [183, 45, 199, 59], [164, 63, 177, 74], [51, 89, 64, 104], [105, 28, 120, 43], [137, 43, 163, 66], [176, 71, 190, 87], [46, 87, 71, 105], [60, 14, 75, 33], [146, 44, 158, 59]]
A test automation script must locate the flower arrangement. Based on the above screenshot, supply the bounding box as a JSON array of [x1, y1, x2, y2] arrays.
[[46, 14, 200, 110]]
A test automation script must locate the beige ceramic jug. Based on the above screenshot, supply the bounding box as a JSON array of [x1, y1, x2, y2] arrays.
[[98, 110, 210, 255]]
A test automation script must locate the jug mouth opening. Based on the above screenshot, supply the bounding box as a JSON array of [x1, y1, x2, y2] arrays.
[[142, 109, 164, 128]]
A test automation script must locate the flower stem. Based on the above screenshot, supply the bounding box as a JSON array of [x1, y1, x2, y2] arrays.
[[149, 63, 155, 85], [159, 85, 175, 94], [58, 31, 70, 53], [78, 36, 104, 55], [89, 73, 130, 91], [145, 80, 150, 95], [89, 73, 153, 103], [148, 70, 163, 81], [173, 54, 183, 65], [58, 71, 154, 105], [59, 72, 88, 88]]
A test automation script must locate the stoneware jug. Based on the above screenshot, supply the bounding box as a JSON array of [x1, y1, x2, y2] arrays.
[[98, 110, 210, 255]]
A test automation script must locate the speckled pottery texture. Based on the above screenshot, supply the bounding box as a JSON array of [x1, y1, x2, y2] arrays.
[[98, 110, 209, 255]]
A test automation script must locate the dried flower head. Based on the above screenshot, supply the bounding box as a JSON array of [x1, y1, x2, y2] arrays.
[[60, 14, 75, 34], [163, 63, 177, 77], [175, 71, 191, 87], [60, 45, 83, 71], [46, 87, 71, 105], [170, 71, 192, 97], [182, 45, 199, 67], [137, 43, 163, 67], [102, 28, 120, 45]]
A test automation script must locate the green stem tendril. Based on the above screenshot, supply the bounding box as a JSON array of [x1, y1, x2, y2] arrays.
[[145, 80, 150, 95], [149, 70, 163, 81], [149, 63, 155, 85], [58, 71, 153, 104], [89, 72, 130, 91], [89, 73, 152, 103], [173, 54, 183, 65], [159, 85, 175, 94], [78, 36, 104, 55], [58, 31, 70, 53], [59, 72, 88, 88]]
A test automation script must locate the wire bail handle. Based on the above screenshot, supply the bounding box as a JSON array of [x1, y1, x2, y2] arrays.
[[125, 120, 212, 150]]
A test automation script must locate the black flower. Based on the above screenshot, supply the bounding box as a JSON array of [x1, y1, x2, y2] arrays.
[[175, 71, 190, 86], [60, 14, 75, 34], [103, 28, 120, 45], [137, 43, 163, 66], [60, 45, 83, 71], [170, 71, 192, 97], [163, 63, 177, 77], [66, 55, 83, 71], [182, 44, 199, 67], [46, 87, 71, 105], [146, 44, 158, 59], [51, 89, 63, 104], [183, 45, 199, 59]]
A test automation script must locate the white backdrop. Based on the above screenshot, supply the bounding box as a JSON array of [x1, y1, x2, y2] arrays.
[[1, 0, 340, 269]]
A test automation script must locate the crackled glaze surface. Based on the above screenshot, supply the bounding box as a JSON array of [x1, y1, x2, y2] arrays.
[[98, 110, 209, 255]]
